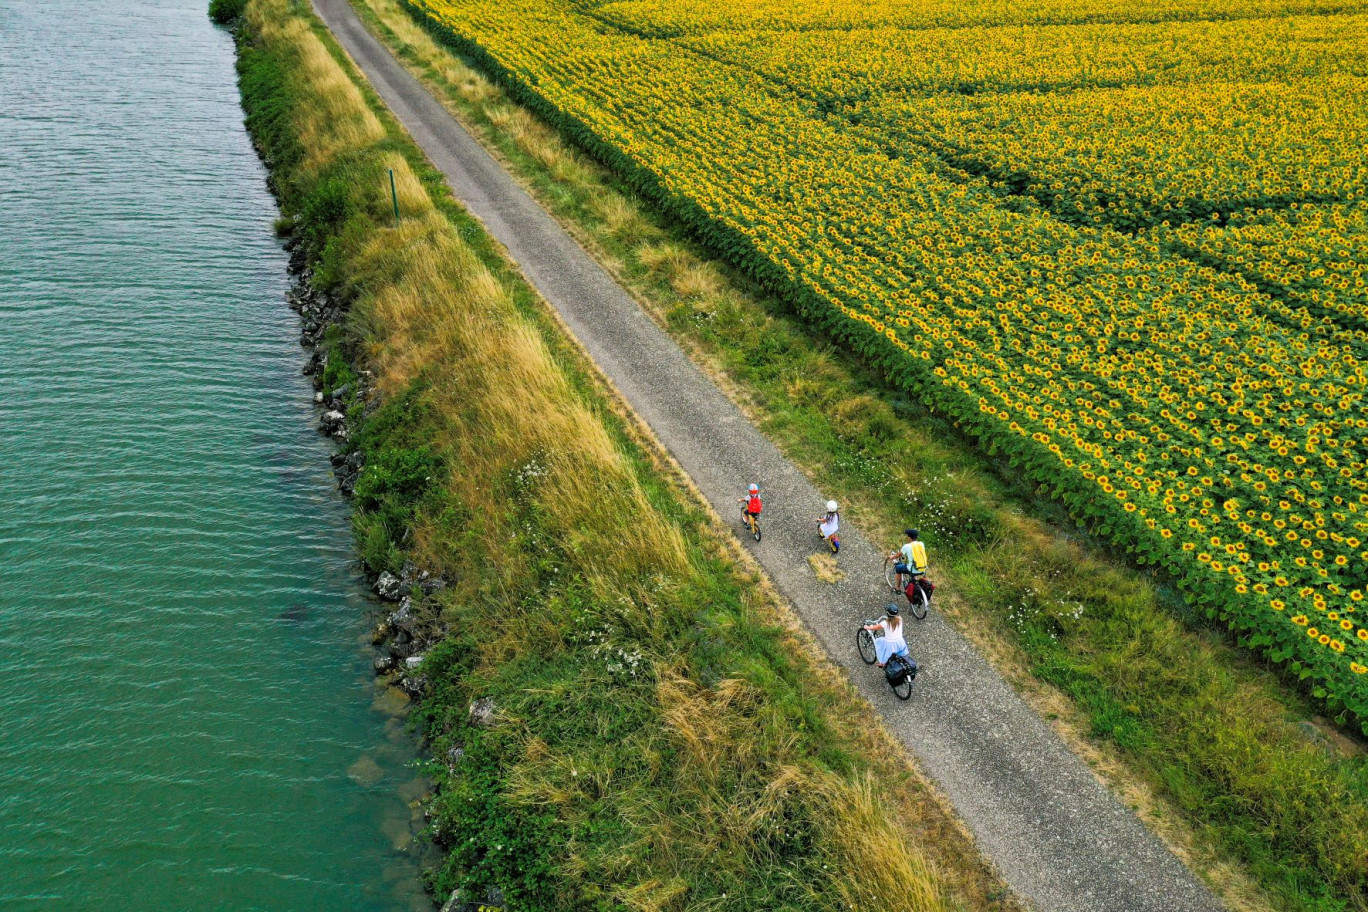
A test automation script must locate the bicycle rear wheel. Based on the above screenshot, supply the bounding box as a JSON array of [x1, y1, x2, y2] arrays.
[[856, 629, 877, 665], [908, 585, 929, 620], [892, 675, 914, 700], [752, 518, 762, 542]]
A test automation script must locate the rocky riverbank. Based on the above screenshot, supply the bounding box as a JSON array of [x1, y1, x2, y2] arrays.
[[283, 246, 453, 710], [284, 245, 479, 909]]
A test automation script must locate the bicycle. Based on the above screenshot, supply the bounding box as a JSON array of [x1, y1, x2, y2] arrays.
[[741, 505, 762, 542], [856, 612, 917, 700], [883, 557, 930, 620]]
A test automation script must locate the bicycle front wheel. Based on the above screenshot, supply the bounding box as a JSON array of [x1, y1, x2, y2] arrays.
[[856, 629, 878, 665], [884, 560, 900, 593]]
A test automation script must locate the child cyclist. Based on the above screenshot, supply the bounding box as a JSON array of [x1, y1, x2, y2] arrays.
[[889, 528, 928, 590], [817, 500, 840, 552], [738, 483, 763, 530]]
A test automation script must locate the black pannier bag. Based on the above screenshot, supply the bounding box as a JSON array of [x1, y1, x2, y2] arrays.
[[885, 654, 918, 686]]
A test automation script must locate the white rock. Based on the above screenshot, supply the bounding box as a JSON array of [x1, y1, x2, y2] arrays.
[[374, 571, 403, 601]]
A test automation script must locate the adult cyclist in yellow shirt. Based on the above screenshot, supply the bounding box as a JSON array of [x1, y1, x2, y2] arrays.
[[889, 528, 928, 591]]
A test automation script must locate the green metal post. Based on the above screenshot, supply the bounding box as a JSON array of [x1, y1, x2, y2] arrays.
[[389, 168, 400, 224]]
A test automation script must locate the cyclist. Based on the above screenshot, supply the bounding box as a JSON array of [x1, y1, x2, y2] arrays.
[[889, 528, 928, 590], [738, 483, 763, 529], [817, 499, 840, 551], [863, 603, 908, 668]]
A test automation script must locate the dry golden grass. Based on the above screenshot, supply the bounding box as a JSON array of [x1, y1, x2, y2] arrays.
[[615, 877, 690, 912], [483, 104, 517, 130], [650, 670, 956, 912], [354, 192, 691, 597], [456, 73, 496, 104], [815, 771, 950, 912], [808, 552, 845, 583], [670, 262, 724, 299], [637, 241, 694, 278], [248, 3, 384, 172], [377, 152, 432, 216], [590, 194, 655, 244], [365, 0, 433, 49]]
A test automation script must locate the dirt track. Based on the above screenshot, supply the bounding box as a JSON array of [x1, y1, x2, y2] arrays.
[[309, 2, 1226, 908]]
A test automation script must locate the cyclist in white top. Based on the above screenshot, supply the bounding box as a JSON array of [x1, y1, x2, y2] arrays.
[[863, 603, 908, 667], [817, 500, 839, 540]]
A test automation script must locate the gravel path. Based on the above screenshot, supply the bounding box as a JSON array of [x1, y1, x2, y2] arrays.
[[311, 2, 1226, 908]]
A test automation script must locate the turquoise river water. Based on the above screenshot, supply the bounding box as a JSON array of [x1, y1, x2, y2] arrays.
[[0, 1, 430, 909]]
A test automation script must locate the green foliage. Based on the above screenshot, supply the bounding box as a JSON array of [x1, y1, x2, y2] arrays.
[[428, 727, 562, 909], [208, 0, 247, 26], [299, 177, 353, 255], [317, 324, 358, 393], [234, 17, 302, 187], [352, 442, 443, 521], [350, 391, 445, 572]]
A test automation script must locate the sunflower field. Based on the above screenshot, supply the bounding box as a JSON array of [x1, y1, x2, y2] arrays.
[[405, 0, 1368, 723]]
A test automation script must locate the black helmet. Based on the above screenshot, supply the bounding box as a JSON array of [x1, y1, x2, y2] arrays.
[[885, 602, 900, 616], [905, 528, 919, 539]]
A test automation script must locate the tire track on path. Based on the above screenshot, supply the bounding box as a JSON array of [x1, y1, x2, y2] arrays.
[[310, 2, 1225, 908]]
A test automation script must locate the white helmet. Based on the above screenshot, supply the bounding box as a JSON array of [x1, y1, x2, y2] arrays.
[[826, 500, 838, 512], [749, 483, 759, 493]]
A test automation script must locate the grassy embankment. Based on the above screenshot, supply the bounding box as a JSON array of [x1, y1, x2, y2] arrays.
[[340, 2, 1368, 909], [215, 0, 1017, 908]]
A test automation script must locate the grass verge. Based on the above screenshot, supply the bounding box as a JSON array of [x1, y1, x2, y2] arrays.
[[340, 1, 1368, 909], [223, 0, 1018, 908]]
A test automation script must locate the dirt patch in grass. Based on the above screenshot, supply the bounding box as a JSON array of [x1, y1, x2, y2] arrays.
[[807, 552, 845, 584]]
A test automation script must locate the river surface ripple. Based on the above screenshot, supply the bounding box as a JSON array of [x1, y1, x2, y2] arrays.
[[0, 2, 427, 909]]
